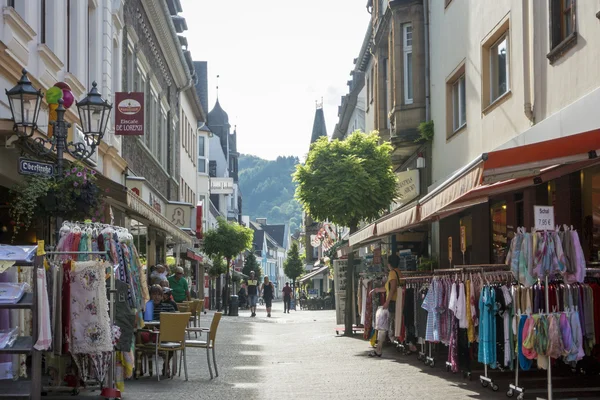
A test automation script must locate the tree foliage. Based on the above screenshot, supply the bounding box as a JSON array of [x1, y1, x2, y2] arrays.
[[203, 217, 254, 263], [293, 131, 397, 229], [239, 155, 302, 233], [283, 242, 304, 285], [242, 252, 262, 281], [208, 256, 227, 278]]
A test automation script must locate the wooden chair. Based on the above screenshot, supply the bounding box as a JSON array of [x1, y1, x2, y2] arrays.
[[180, 312, 222, 379], [139, 312, 191, 381]]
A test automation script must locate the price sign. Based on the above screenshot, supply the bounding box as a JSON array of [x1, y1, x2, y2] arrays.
[[460, 226, 466, 253], [448, 236, 453, 263], [534, 205, 555, 231]]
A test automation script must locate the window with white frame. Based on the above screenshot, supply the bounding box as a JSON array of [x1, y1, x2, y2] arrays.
[[403, 23, 413, 104], [198, 136, 206, 173], [452, 74, 466, 132], [490, 34, 509, 103]]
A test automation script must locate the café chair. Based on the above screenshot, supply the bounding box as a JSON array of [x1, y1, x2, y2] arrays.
[[180, 312, 222, 379], [140, 312, 191, 381]]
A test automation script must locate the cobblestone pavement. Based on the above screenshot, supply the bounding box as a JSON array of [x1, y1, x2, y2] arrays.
[[96, 301, 596, 399]]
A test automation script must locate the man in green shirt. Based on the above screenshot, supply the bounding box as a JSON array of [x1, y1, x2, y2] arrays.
[[167, 266, 190, 303]]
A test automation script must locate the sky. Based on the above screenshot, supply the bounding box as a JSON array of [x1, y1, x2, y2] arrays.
[[180, 0, 371, 161]]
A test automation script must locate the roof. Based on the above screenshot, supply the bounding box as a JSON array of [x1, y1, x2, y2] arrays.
[[298, 265, 329, 283], [207, 99, 229, 124], [252, 229, 265, 252], [310, 107, 327, 144], [262, 224, 286, 248], [193, 61, 209, 115]]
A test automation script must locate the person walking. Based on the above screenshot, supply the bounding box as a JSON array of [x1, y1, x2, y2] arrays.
[[261, 276, 275, 317], [282, 282, 293, 313], [368, 254, 402, 357], [245, 271, 259, 317]]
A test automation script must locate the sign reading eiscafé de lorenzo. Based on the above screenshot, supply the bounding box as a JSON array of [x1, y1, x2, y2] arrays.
[[115, 92, 144, 135]]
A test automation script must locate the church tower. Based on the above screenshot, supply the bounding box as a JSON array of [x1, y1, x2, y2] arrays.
[[304, 101, 327, 267]]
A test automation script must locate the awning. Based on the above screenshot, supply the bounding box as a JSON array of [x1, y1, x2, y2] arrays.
[[348, 223, 377, 247], [298, 265, 329, 283], [419, 130, 600, 221], [376, 205, 419, 236], [482, 128, 600, 184], [420, 163, 483, 221], [126, 189, 192, 245], [183, 248, 203, 262]]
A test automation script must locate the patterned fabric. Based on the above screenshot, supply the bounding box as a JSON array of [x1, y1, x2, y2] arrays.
[[70, 261, 113, 354], [34, 268, 52, 350], [422, 279, 439, 342], [62, 261, 72, 354], [478, 286, 497, 367]]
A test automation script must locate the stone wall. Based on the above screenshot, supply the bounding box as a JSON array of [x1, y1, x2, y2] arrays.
[[121, 0, 180, 200]]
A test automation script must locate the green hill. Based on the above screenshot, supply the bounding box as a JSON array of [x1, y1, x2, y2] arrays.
[[238, 154, 302, 234]]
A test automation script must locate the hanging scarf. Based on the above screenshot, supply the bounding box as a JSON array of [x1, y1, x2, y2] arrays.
[[546, 313, 564, 359], [522, 315, 538, 360], [518, 315, 533, 371]]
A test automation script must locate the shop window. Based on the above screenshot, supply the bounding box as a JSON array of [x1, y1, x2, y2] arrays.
[[489, 35, 509, 103], [491, 201, 508, 264]]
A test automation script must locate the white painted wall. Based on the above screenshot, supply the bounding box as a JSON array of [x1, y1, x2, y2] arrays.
[[179, 91, 198, 202], [429, 0, 531, 184]]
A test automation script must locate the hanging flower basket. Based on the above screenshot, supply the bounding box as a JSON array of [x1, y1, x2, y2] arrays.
[[10, 163, 106, 239]]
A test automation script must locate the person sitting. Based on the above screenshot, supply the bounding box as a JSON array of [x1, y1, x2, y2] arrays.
[[145, 284, 177, 321], [162, 287, 178, 311], [150, 264, 168, 285]]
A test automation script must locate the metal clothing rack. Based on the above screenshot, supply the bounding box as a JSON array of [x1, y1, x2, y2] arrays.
[[42, 250, 119, 399]]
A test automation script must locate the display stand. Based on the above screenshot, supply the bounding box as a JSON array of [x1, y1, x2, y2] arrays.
[[0, 246, 42, 400], [41, 250, 119, 400]]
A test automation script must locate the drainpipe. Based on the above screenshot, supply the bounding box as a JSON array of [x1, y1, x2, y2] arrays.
[[522, 0, 534, 122], [423, 0, 431, 122]]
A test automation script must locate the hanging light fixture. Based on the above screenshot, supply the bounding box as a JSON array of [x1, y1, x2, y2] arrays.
[[5, 69, 43, 138], [416, 152, 426, 169], [76, 81, 112, 148]]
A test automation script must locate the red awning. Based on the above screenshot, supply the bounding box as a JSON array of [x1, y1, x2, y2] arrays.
[[482, 129, 600, 183]]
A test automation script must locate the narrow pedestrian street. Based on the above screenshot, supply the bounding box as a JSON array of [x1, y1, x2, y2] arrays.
[[123, 301, 510, 400]]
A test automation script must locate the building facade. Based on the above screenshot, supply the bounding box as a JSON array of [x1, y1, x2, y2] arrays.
[[0, 0, 127, 244]]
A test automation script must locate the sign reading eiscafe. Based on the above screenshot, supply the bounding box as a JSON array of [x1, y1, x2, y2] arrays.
[[115, 92, 144, 135]]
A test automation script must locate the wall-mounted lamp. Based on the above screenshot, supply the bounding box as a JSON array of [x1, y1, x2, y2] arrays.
[[416, 152, 426, 169]]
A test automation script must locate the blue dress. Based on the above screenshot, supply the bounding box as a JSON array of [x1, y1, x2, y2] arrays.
[[478, 286, 497, 367]]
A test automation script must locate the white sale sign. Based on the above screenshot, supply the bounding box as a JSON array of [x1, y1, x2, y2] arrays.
[[534, 205, 555, 231]]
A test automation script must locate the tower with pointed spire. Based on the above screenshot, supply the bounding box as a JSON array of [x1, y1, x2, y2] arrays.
[[304, 101, 327, 267]]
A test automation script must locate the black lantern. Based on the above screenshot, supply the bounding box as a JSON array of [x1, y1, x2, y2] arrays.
[[76, 81, 112, 147], [5, 69, 43, 138]]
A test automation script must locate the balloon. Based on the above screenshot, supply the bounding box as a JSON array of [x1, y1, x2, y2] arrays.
[[62, 89, 74, 108], [45, 86, 63, 104], [47, 103, 58, 139], [54, 82, 72, 91]]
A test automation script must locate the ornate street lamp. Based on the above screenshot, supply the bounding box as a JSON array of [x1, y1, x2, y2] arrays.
[[5, 69, 43, 138], [76, 81, 112, 149]]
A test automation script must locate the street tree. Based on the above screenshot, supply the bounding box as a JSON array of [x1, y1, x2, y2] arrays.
[[283, 241, 304, 295], [242, 251, 262, 281], [203, 217, 254, 313], [293, 131, 397, 335]]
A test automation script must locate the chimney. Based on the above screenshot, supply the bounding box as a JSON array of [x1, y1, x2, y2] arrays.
[[256, 218, 267, 226]]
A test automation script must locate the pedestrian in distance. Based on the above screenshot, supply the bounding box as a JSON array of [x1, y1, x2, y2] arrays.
[[261, 276, 275, 317], [245, 271, 259, 317], [167, 266, 191, 303], [282, 282, 293, 313]]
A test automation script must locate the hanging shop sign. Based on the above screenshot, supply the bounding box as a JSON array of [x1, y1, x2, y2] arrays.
[[18, 158, 55, 177], [196, 201, 203, 240], [393, 169, 420, 210], [448, 236, 453, 264], [114, 92, 144, 135], [534, 205, 555, 231], [460, 226, 466, 253], [166, 201, 193, 230]]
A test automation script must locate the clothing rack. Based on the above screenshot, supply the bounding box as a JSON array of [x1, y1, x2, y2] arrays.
[[42, 249, 120, 399]]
